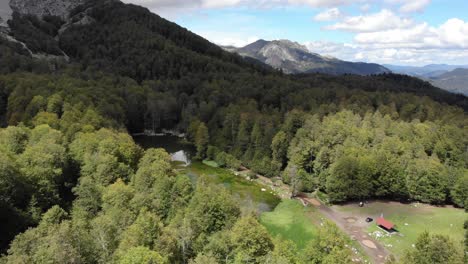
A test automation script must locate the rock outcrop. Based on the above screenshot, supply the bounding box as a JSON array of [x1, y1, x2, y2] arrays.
[[0, 1, 13, 26], [10, 0, 85, 19]]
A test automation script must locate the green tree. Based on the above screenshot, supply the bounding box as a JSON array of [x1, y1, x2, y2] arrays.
[[189, 253, 219, 264], [117, 210, 162, 256], [0, 126, 30, 154], [326, 155, 372, 203], [186, 182, 240, 240], [303, 221, 352, 263], [32, 112, 60, 129], [195, 122, 209, 160], [230, 216, 274, 263], [119, 246, 166, 264], [271, 131, 288, 170], [402, 232, 464, 264], [406, 157, 449, 204], [450, 172, 468, 208]]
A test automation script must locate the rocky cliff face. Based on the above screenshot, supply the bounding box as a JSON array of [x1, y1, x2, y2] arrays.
[[0, 1, 13, 27], [10, 0, 85, 19]]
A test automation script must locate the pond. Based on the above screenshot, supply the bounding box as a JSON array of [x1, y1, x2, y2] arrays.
[[133, 135, 195, 166], [133, 135, 280, 213]]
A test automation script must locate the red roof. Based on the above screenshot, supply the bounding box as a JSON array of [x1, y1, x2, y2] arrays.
[[377, 217, 394, 230]]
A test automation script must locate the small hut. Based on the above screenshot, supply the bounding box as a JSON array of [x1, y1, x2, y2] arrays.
[[376, 217, 396, 232]]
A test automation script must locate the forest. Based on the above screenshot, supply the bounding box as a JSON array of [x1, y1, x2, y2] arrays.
[[0, 0, 466, 263]]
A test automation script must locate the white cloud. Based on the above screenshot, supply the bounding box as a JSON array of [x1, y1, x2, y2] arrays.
[[305, 40, 468, 65], [122, 0, 366, 12], [399, 0, 431, 13], [197, 30, 261, 47], [306, 17, 468, 65], [314, 8, 342, 21], [325, 9, 413, 32], [287, 0, 353, 7], [385, 0, 431, 13], [360, 3, 371, 12], [354, 18, 468, 49], [202, 0, 243, 8]]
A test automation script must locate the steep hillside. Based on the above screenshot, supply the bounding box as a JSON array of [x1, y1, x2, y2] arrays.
[[227, 39, 390, 75], [430, 68, 468, 96]]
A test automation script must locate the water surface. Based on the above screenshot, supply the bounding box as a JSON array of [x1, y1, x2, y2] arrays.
[[133, 135, 280, 213], [134, 135, 195, 166]]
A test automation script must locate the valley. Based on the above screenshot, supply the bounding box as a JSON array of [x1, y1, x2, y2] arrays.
[[135, 134, 466, 264], [0, 0, 466, 263]]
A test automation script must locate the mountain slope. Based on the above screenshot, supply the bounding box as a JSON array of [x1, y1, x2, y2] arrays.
[[227, 39, 390, 75], [384, 64, 468, 78], [429, 68, 468, 95], [1, 0, 466, 112]]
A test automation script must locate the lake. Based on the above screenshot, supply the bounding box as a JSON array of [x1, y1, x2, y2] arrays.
[[133, 135, 280, 213], [133, 134, 195, 166]]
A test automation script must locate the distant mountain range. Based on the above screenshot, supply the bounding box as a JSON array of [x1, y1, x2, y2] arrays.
[[385, 64, 468, 96], [426, 68, 468, 96], [384, 64, 468, 78], [224, 39, 390, 76]]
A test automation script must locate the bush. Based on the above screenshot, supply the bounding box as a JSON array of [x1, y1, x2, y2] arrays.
[[206, 145, 220, 160], [214, 151, 241, 170]]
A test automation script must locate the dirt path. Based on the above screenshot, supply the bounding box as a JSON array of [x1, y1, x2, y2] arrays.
[[302, 197, 390, 264], [238, 167, 390, 263]]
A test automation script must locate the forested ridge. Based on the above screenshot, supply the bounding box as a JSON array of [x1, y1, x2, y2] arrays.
[[0, 0, 466, 263]]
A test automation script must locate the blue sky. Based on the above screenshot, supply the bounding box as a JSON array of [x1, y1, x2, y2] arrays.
[[124, 0, 468, 66]]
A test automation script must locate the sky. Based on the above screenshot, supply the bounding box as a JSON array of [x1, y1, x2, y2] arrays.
[[122, 0, 467, 66]]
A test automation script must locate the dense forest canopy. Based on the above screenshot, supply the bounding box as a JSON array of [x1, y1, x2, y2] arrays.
[[0, 0, 466, 263]]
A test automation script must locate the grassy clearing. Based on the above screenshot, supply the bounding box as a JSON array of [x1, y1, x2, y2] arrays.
[[334, 201, 467, 258], [260, 200, 319, 249], [187, 162, 281, 212]]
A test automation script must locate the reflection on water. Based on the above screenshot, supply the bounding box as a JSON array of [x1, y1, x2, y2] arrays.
[[171, 150, 191, 166], [133, 135, 195, 166]]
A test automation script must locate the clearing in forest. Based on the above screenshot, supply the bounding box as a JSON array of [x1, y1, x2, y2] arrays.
[[333, 201, 467, 258], [260, 199, 319, 249]]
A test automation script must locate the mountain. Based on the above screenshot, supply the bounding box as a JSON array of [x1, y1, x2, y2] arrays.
[[225, 39, 390, 75], [384, 64, 468, 78], [0, 0, 12, 27], [429, 68, 468, 96]]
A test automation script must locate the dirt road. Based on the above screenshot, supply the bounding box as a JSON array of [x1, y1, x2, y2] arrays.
[[302, 197, 390, 264], [238, 167, 390, 263]]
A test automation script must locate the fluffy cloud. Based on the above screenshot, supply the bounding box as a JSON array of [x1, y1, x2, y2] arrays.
[[306, 17, 468, 65], [122, 0, 365, 12], [287, 0, 353, 7], [197, 30, 260, 47], [325, 9, 413, 32], [354, 18, 468, 49], [399, 0, 431, 13], [305, 40, 468, 65], [313, 8, 342, 21], [385, 0, 431, 13]]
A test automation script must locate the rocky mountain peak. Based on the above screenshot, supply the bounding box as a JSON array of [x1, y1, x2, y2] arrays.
[[273, 39, 309, 53], [9, 0, 86, 19], [226, 39, 390, 75]]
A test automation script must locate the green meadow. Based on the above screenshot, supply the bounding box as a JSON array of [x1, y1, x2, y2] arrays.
[[185, 162, 281, 213], [260, 199, 319, 249], [335, 201, 467, 258]]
